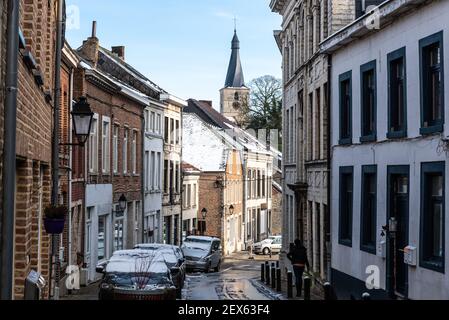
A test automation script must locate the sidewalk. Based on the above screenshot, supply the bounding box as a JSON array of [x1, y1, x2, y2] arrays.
[[60, 281, 99, 300]]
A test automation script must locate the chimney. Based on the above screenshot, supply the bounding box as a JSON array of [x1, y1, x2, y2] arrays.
[[112, 46, 125, 60], [80, 21, 100, 66], [199, 100, 213, 108]]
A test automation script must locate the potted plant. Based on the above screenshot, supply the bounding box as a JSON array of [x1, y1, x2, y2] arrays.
[[43, 205, 67, 234]]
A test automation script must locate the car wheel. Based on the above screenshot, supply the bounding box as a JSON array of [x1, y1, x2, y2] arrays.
[[263, 247, 271, 255], [214, 261, 221, 272]]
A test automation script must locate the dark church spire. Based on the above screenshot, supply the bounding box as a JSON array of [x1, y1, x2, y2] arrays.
[[225, 29, 245, 88]]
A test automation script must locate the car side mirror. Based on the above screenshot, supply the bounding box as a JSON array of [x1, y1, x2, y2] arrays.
[[96, 265, 105, 274], [178, 258, 185, 265]]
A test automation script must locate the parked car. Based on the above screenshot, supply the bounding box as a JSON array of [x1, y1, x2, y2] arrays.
[[181, 236, 222, 273], [96, 250, 177, 301], [253, 236, 282, 255], [134, 243, 186, 298]]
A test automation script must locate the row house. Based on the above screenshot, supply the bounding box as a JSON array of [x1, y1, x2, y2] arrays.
[[74, 27, 146, 282], [161, 94, 186, 246], [0, 0, 57, 299], [182, 162, 200, 239], [183, 99, 245, 255], [269, 0, 382, 285], [322, 0, 449, 300]]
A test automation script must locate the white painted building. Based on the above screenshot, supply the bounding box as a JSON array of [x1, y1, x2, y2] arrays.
[[143, 100, 165, 244], [322, 0, 449, 300], [182, 162, 201, 239], [161, 94, 187, 246]]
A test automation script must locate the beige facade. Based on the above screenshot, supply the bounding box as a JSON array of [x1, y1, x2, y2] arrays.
[[220, 86, 250, 124], [270, 0, 357, 285]]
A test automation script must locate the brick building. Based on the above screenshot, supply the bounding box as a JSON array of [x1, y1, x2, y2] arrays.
[[74, 25, 147, 282], [0, 0, 58, 299]]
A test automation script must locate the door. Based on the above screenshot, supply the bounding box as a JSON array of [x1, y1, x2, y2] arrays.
[[387, 166, 409, 299], [211, 241, 221, 267]]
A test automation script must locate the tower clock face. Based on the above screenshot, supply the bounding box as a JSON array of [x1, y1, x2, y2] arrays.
[[233, 101, 240, 109]]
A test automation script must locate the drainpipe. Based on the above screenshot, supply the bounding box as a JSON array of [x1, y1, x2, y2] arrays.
[[141, 111, 145, 244], [50, 0, 65, 300], [180, 105, 184, 246], [326, 53, 332, 282], [68, 68, 74, 267], [0, 0, 19, 301]]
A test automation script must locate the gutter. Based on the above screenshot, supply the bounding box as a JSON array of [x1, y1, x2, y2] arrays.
[[0, 0, 20, 300]]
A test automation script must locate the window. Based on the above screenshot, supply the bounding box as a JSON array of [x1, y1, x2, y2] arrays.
[[388, 47, 407, 139], [170, 119, 175, 145], [360, 165, 377, 254], [164, 159, 169, 194], [157, 152, 161, 190], [247, 171, 252, 199], [132, 131, 137, 174], [360, 61, 377, 142], [187, 184, 192, 208], [420, 31, 444, 135], [156, 114, 162, 135], [102, 118, 110, 174], [144, 109, 150, 132], [150, 112, 156, 133], [151, 152, 156, 189], [164, 117, 169, 143], [98, 215, 106, 261], [89, 116, 98, 173], [114, 215, 124, 251], [113, 125, 119, 174], [339, 167, 353, 246], [316, 88, 321, 159], [175, 162, 180, 193], [420, 162, 445, 273], [123, 128, 129, 174], [339, 71, 352, 145], [192, 184, 197, 207], [176, 120, 180, 145], [145, 151, 150, 190]]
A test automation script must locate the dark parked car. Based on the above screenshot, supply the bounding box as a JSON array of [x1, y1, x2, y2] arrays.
[[96, 250, 177, 301], [134, 243, 186, 298], [181, 236, 222, 273]]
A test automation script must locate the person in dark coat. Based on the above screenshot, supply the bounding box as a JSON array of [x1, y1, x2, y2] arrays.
[[287, 239, 310, 297]]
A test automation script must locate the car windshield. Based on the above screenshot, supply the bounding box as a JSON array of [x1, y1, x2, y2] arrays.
[[106, 272, 172, 289], [182, 240, 211, 251]]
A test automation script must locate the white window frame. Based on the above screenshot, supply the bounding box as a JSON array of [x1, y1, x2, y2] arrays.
[[151, 151, 156, 190], [132, 130, 138, 175], [113, 124, 119, 174], [123, 128, 129, 174], [89, 114, 99, 173], [102, 116, 111, 174]]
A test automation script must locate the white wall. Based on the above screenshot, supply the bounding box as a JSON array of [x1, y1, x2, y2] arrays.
[[330, 0, 449, 299]]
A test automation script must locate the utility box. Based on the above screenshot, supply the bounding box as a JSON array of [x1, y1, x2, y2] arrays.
[[404, 246, 417, 266], [24, 270, 46, 300], [377, 240, 386, 258]]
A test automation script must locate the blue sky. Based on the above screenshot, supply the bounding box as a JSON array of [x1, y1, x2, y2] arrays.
[[66, 0, 282, 108]]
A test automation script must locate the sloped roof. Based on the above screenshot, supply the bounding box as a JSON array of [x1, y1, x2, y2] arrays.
[[185, 99, 235, 130], [224, 30, 246, 88]]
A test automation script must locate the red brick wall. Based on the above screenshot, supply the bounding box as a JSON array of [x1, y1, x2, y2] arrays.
[[0, 0, 56, 299], [198, 173, 223, 240]]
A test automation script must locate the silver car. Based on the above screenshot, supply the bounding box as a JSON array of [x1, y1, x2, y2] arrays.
[[181, 236, 222, 273], [253, 236, 282, 255]]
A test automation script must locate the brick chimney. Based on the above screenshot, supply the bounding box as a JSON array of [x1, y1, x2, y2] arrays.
[[112, 46, 125, 60], [199, 100, 213, 108], [80, 21, 99, 66]]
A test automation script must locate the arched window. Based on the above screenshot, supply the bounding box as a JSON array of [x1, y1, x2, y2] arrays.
[[234, 92, 240, 101]]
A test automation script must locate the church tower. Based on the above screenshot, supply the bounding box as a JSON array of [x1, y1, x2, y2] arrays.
[[220, 29, 250, 124]]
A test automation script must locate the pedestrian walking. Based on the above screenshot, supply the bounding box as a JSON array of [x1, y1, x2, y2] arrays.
[[287, 239, 310, 298]]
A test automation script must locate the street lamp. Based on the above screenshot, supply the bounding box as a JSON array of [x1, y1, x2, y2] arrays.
[[201, 208, 208, 220], [61, 96, 94, 146], [118, 194, 127, 213], [201, 208, 208, 236]]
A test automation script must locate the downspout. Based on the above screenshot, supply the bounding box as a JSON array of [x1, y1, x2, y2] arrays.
[[141, 110, 145, 244], [68, 68, 74, 266], [179, 105, 184, 246], [326, 53, 332, 282], [0, 0, 19, 301], [50, 0, 65, 300]]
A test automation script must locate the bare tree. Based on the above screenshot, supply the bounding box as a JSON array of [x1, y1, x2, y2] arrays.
[[134, 252, 156, 290]]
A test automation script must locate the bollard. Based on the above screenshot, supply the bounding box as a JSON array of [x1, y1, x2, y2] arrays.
[[287, 271, 293, 298], [265, 263, 270, 285], [261, 264, 265, 282], [323, 282, 333, 301], [304, 276, 311, 300], [276, 268, 281, 292], [271, 263, 276, 289], [362, 292, 371, 301]]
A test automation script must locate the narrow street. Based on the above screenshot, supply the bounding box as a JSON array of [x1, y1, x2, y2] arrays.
[[183, 255, 282, 301]]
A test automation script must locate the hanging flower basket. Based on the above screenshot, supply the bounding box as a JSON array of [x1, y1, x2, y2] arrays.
[[43, 205, 67, 235]]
